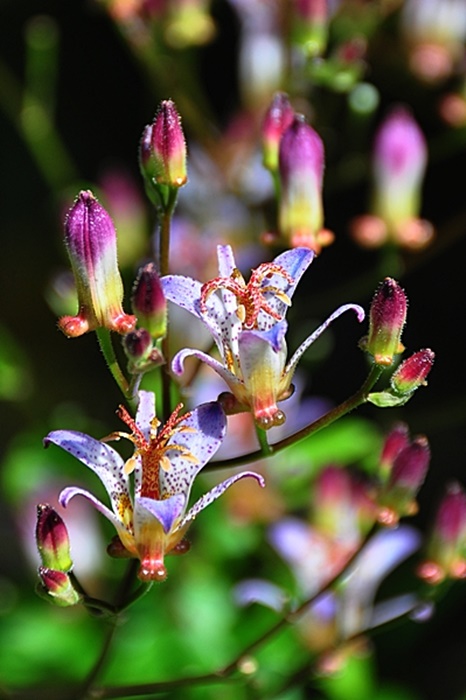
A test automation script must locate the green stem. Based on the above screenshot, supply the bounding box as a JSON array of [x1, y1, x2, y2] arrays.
[[255, 425, 273, 457], [158, 190, 178, 420], [206, 364, 384, 472], [95, 329, 134, 408]]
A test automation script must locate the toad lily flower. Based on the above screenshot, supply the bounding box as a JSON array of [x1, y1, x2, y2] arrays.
[[44, 391, 264, 582], [161, 245, 365, 429]]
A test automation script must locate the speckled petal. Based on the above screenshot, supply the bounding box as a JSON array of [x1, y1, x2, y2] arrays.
[[136, 494, 186, 534], [159, 402, 227, 501], [161, 274, 227, 353], [135, 390, 156, 441], [257, 248, 314, 330], [44, 430, 129, 515], [216, 244, 236, 277], [177, 471, 265, 531]]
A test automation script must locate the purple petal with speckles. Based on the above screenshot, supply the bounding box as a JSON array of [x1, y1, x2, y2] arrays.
[[171, 347, 243, 393], [136, 390, 156, 441], [159, 402, 227, 500], [45, 430, 129, 515], [177, 471, 265, 530]]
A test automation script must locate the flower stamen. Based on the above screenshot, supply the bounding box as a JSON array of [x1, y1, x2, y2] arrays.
[[200, 262, 293, 330]]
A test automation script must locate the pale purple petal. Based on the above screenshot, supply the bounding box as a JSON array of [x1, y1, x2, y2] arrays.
[[242, 320, 288, 354], [159, 402, 227, 500], [44, 430, 129, 515], [369, 593, 421, 630], [59, 486, 125, 533], [234, 579, 289, 612], [160, 275, 203, 318], [171, 347, 243, 392], [136, 390, 156, 441], [285, 303, 365, 377], [177, 471, 265, 530], [257, 248, 314, 330], [136, 494, 186, 534], [216, 244, 236, 277]]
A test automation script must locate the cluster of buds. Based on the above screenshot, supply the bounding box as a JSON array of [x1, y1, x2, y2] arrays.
[[35, 504, 80, 606], [418, 482, 466, 584], [351, 107, 433, 250], [261, 93, 334, 253], [375, 424, 431, 526], [123, 263, 167, 374]]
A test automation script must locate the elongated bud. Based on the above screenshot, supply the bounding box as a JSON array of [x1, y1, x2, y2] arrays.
[[58, 191, 136, 338], [418, 482, 466, 584], [278, 115, 333, 252], [36, 504, 73, 572], [291, 0, 329, 57], [37, 567, 81, 606], [378, 436, 430, 525], [379, 423, 410, 480], [391, 349, 435, 395], [131, 263, 167, 339], [139, 99, 187, 191], [262, 92, 295, 172], [364, 278, 407, 366]]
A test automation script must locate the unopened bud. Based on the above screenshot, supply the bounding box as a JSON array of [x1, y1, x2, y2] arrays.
[[291, 0, 329, 57], [131, 262, 167, 339], [36, 504, 73, 572], [278, 115, 333, 252], [380, 423, 410, 480], [364, 278, 407, 366], [37, 567, 81, 606], [391, 349, 435, 395], [262, 92, 295, 172], [378, 436, 430, 524], [58, 190, 136, 338], [139, 99, 187, 192], [418, 482, 466, 584]]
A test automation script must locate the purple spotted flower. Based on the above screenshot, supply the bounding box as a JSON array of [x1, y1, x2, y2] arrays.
[[44, 391, 264, 582], [161, 245, 365, 429]]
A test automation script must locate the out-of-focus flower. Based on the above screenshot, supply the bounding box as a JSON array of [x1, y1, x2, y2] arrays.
[[418, 482, 466, 584], [377, 435, 430, 526], [290, 0, 329, 57], [379, 422, 410, 481], [58, 191, 136, 338], [401, 0, 466, 83], [362, 278, 407, 367], [278, 115, 334, 252], [164, 0, 216, 48], [261, 92, 295, 173], [351, 107, 433, 250], [162, 245, 364, 429], [44, 391, 264, 582]]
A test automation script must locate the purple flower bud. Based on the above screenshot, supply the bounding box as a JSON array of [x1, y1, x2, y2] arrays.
[[418, 482, 466, 584], [140, 99, 187, 190], [378, 436, 430, 525], [58, 191, 137, 338], [36, 504, 73, 572], [262, 92, 295, 172], [131, 262, 167, 339], [391, 348, 435, 395], [291, 0, 329, 56], [365, 278, 407, 366], [380, 423, 410, 479], [38, 567, 81, 606], [123, 328, 153, 361], [278, 115, 334, 252], [372, 107, 432, 248]]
